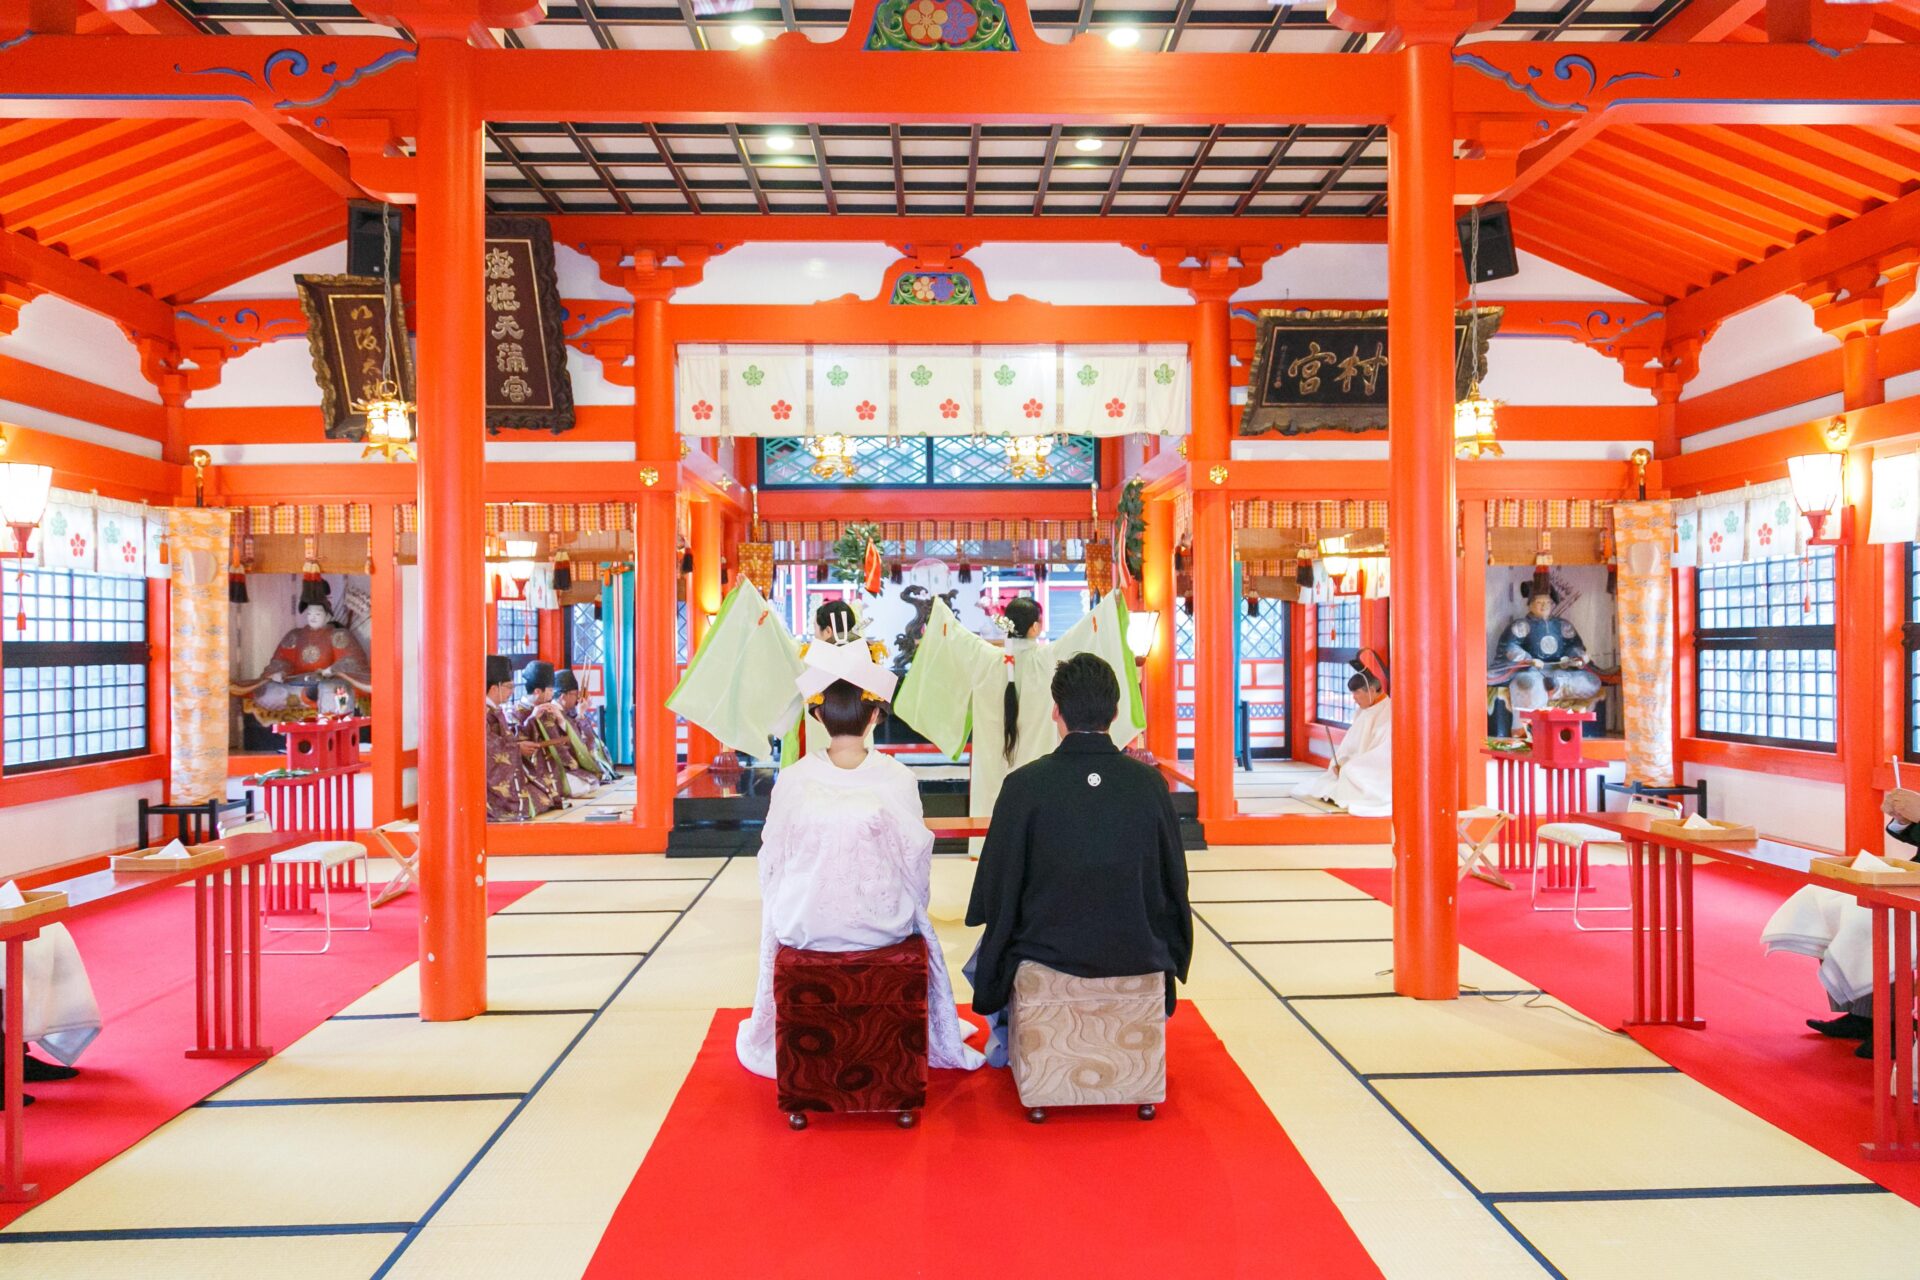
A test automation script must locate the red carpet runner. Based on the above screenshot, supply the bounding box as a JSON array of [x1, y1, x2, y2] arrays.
[[587, 1004, 1384, 1280], [1, 878, 538, 1225], [1335, 864, 1920, 1205]]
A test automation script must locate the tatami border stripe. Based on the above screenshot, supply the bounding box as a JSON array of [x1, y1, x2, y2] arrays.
[[1364, 1067, 1680, 1081], [1486, 1183, 1888, 1204], [497, 909, 687, 916], [0, 1222, 413, 1244], [486, 951, 650, 959], [197, 1092, 527, 1108], [330, 1009, 600, 1021], [1227, 937, 1395, 945]]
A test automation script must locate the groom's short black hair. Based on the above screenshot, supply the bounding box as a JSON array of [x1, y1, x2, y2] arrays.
[[1052, 653, 1120, 734]]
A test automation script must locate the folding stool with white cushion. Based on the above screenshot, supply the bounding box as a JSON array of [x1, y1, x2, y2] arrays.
[[1532, 797, 1678, 931]]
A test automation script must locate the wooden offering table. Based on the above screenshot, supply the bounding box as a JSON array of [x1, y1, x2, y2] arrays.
[[1481, 709, 1609, 881], [0, 833, 297, 1202]]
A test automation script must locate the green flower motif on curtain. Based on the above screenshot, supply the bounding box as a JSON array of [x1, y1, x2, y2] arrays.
[[741, 364, 765, 387], [1152, 362, 1176, 386], [1677, 517, 1695, 543], [1076, 364, 1098, 387], [993, 364, 1016, 387], [47, 510, 67, 538], [910, 364, 933, 387], [101, 520, 120, 547], [1774, 499, 1794, 528], [827, 365, 850, 388], [1722, 509, 1741, 534]]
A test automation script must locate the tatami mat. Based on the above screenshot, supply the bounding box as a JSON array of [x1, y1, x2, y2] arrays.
[[1502, 1190, 1920, 1280], [7, 1100, 518, 1232], [212, 1011, 591, 1101], [485, 855, 728, 882], [1188, 868, 1376, 902], [498, 878, 704, 915], [1237, 940, 1531, 999], [1295, 991, 1661, 1076], [1375, 1072, 1872, 1194], [1190, 845, 1398, 871], [343, 955, 641, 1016], [0, 1232, 407, 1279], [1199, 897, 1397, 942], [486, 911, 673, 957]]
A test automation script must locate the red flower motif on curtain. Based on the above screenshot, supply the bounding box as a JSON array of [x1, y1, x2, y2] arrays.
[[1104, 397, 1127, 418], [121, 541, 139, 564], [855, 401, 877, 421], [771, 400, 793, 421], [1756, 524, 1773, 547], [1707, 531, 1724, 554], [691, 400, 714, 421], [1022, 398, 1043, 419], [68, 533, 87, 559], [939, 399, 959, 419]]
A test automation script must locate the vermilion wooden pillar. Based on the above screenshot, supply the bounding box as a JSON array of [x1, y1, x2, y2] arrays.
[[686, 499, 722, 766], [1190, 292, 1235, 824], [1836, 318, 1889, 856], [1143, 493, 1177, 762], [370, 497, 401, 826], [414, 38, 487, 1020], [632, 273, 678, 848], [1388, 39, 1460, 999]]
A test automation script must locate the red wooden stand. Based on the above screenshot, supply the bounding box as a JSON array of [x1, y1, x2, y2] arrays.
[[258, 717, 369, 912], [1483, 709, 1606, 880]]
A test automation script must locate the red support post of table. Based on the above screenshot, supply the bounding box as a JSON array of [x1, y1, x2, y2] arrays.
[[414, 37, 489, 1020], [1388, 39, 1461, 999], [0, 938, 30, 1202]]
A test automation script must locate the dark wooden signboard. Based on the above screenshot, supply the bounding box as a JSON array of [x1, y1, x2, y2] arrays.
[[483, 216, 575, 435], [1238, 307, 1504, 436], [294, 274, 415, 443]]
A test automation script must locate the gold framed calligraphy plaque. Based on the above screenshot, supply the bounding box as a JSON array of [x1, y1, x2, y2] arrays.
[[294, 274, 415, 443], [1238, 307, 1503, 437], [483, 216, 575, 435]]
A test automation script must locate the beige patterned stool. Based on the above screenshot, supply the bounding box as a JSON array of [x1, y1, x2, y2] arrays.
[[1009, 961, 1166, 1124]]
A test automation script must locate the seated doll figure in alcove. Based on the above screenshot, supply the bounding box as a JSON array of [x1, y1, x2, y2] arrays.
[[1489, 577, 1603, 733], [230, 578, 373, 726]]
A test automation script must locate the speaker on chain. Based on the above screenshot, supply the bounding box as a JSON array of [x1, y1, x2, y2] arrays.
[[346, 202, 403, 279], [1456, 202, 1519, 282]]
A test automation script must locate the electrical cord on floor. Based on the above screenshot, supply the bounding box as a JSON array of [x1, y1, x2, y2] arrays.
[[1460, 983, 1634, 1038]]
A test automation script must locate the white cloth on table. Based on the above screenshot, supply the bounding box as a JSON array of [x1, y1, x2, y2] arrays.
[[0, 880, 102, 1066], [735, 751, 984, 1078], [1760, 852, 1895, 1009], [1293, 696, 1393, 818]]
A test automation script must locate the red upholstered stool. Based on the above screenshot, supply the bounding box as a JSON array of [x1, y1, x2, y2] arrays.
[[774, 934, 929, 1130]]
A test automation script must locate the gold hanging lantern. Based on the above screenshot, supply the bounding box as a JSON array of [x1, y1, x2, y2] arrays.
[[1453, 382, 1502, 460], [1004, 434, 1054, 480], [804, 433, 858, 480]]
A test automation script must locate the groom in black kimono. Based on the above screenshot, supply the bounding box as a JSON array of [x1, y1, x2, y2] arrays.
[[965, 653, 1192, 1066]]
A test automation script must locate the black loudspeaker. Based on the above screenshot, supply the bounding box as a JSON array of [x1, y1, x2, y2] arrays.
[[1456, 202, 1519, 282], [346, 202, 403, 278]]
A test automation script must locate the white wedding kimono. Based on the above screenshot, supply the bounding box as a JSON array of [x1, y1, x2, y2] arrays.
[[736, 750, 984, 1077], [0, 881, 102, 1066], [892, 594, 1143, 832], [1295, 696, 1393, 817]]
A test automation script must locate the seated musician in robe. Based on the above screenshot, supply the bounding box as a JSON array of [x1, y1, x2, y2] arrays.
[[511, 662, 572, 811], [485, 655, 555, 821], [555, 670, 618, 784], [1762, 789, 1920, 1056], [0, 881, 99, 1105], [735, 640, 983, 1077], [1293, 653, 1392, 817]]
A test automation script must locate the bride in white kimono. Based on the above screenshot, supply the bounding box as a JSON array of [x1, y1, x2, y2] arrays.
[[892, 592, 1143, 835], [735, 639, 984, 1077], [1295, 654, 1392, 817]]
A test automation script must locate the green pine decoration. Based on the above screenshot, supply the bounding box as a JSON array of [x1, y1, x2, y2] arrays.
[[829, 522, 885, 587], [1117, 478, 1146, 583]]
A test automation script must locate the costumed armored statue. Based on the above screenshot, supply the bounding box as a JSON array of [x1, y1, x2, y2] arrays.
[[230, 578, 373, 725], [1488, 576, 1602, 730]]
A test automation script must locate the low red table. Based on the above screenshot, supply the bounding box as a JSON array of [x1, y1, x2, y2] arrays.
[[0, 832, 295, 1201]]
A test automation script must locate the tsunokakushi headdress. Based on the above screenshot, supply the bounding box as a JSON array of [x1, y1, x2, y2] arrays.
[[796, 633, 899, 707]]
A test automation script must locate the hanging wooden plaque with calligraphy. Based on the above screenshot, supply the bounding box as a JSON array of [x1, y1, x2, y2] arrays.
[[1238, 307, 1503, 436], [294, 274, 415, 443], [483, 216, 575, 434]]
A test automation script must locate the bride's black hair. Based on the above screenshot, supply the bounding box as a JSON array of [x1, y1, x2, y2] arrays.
[[818, 679, 880, 738], [1000, 596, 1044, 761]]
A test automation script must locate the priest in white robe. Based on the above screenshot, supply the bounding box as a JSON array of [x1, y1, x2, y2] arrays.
[[0, 880, 102, 1095], [1761, 789, 1920, 1054], [892, 592, 1143, 837], [1295, 653, 1392, 817], [735, 638, 984, 1078]]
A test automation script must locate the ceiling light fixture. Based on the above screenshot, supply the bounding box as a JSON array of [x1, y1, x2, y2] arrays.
[[731, 22, 765, 44], [764, 132, 795, 151], [1106, 26, 1140, 46], [1074, 136, 1103, 152]]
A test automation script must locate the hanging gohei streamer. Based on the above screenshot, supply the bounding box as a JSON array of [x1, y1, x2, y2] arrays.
[[482, 216, 576, 434]]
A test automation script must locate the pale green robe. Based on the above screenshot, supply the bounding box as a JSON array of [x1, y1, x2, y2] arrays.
[[666, 579, 805, 758], [893, 593, 1144, 827]]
